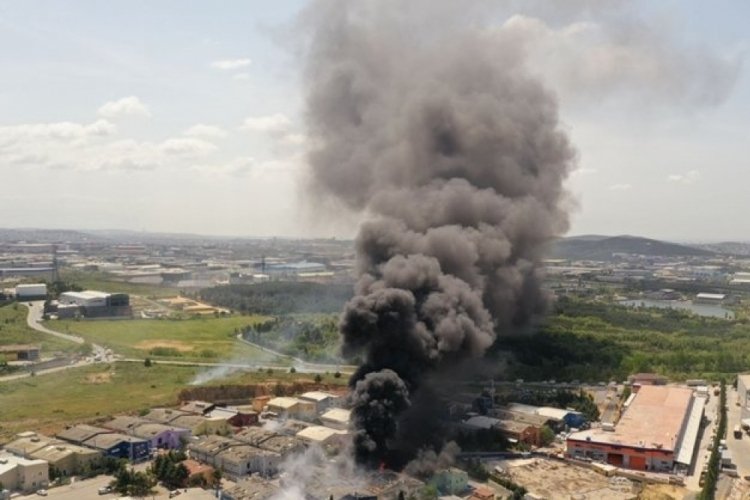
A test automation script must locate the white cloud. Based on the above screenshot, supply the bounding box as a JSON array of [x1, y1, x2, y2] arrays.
[[211, 58, 251, 70], [0, 119, 116, 146], [233, 73, 251, 81], [159, 137, 217, 157], [183, 124, 228, 139], [97, 96, 151, 119], [608, 183, 632, 191], [668, 169, 700, 184], [241, 113, 293, 135]]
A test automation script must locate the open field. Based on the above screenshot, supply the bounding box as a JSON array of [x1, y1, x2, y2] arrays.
[[0, 361, 347, 441], [0, 303, 85, 357], [59, 269, 180, 298], [50, 315, 279, 362]]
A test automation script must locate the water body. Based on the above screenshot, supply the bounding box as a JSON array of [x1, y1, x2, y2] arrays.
[[619, 299, 734, 320]]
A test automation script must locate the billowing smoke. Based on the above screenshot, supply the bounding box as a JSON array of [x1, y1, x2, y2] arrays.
[[302, 0, 574, 466]]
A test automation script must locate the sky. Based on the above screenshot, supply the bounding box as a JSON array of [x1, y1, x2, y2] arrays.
[[0, 0, 748, 241]]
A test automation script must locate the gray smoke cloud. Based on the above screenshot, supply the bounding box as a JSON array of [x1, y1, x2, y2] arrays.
[[301, 0, 574, 466]]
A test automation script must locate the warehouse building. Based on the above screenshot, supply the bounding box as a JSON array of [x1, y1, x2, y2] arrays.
[[298, 391, 341, 414], [57, 290, 131, 318], [265, 397, 316, 421], [0, 345, 40, 362], [14, 284, 47, 300], [0, 454, 48, 493], [566, 386, 696, 472], [319, 408, 350, 431]]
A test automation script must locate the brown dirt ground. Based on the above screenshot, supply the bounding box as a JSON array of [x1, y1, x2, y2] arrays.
[[134, 340, 195, 352]]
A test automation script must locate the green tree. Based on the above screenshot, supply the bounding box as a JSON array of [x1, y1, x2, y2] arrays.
[[314, 373, 323, 383], [539, 425, 555, 447], [144, 357, 152, 367]]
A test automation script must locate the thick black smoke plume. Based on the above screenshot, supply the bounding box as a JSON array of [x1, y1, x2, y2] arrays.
[[302, 0, 574, 466]]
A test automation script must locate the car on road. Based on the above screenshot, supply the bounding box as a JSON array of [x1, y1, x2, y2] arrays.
[[36, 489, 48, 496], [98, 486, 112, 495]]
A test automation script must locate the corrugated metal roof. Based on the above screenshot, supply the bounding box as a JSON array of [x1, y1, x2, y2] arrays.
[[675, 396, 705, 465]]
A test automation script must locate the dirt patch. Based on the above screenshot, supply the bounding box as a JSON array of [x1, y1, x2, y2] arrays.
[[501, 458, 638, 500], [85, 372, 113, 384], [135, 340, 194, 352], [638, 484, 687, 499]]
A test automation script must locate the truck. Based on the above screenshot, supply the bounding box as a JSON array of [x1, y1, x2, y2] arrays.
[[735, 425, 743, 439]]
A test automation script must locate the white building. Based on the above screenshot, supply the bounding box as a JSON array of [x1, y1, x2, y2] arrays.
[[14, 284, 47, 300], [0, 454, 49, 493], [298, 391, 341, 414], [319, 408, 351, 431]]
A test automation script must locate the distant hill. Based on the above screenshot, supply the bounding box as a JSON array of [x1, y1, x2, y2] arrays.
[[549, 235, 717, 261]]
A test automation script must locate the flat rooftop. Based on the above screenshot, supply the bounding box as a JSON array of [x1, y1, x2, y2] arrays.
[[569, 385, 693, 452]]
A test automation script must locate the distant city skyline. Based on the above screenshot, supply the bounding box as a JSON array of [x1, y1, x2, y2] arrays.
[[1, 1, 748, 241]]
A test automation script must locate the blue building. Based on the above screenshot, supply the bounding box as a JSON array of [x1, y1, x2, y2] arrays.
[[83, 433, 150, 462]]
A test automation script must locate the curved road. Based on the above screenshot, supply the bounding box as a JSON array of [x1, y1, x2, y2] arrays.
[[1, 301, 355, 383]]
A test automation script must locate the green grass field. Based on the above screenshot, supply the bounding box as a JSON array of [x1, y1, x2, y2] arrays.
[[0, 304, 85, 357], [0, 362, 347, 441], [51, 315, 279, 363]]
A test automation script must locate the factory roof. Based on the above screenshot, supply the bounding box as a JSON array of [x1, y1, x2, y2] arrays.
[[234, 427, 277, 446], [84, 433, 146, 450], [255, 435, 304, 455], [321, 408, 351, 424], [143, 408, 190, 424], [299, 391, 339, 403], [189, 435, 236, 457], [3, 434, 57, 456], [207, 407, 238, 420], [675, 396, 706, 465], [57, 424, 111, 444], [103, 416, 149, 433], [266, 397, 302, 410], [31, 443, 99, 462], [463, 416, 501, 430], [296, 426, 347, 443], [222, 476, 279, 500], [60, 290, 110, 300], [133, 423, 187, 439], [696, 293, 726, 300], [0, 344, 40, 352], [568, 385, 693, 452], [180, 400, 215, 415], [169, 415, 212, 431], [218, 445, 277, 463]]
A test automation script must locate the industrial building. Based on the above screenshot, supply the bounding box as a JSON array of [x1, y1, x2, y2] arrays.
[[319, 408, 350, 431], [0, 344, 40, 362], [566, 385, 700, 472], [14, 284, 47, 300], [3, 432, 100, 477], [298, 391, 341, 414], [56, 290, 131, 318], [0, 454, 48, 493], [505, 403, 587, 430], [265, 397, 316, 421]]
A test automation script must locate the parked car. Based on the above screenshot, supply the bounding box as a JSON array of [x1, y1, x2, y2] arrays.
[[36, 490, 48, 497], [98, 486, 112, 495]]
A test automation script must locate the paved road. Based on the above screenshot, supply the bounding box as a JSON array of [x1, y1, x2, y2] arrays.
[[726, 386, 750, 477], [16, 474, 214, 500]]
